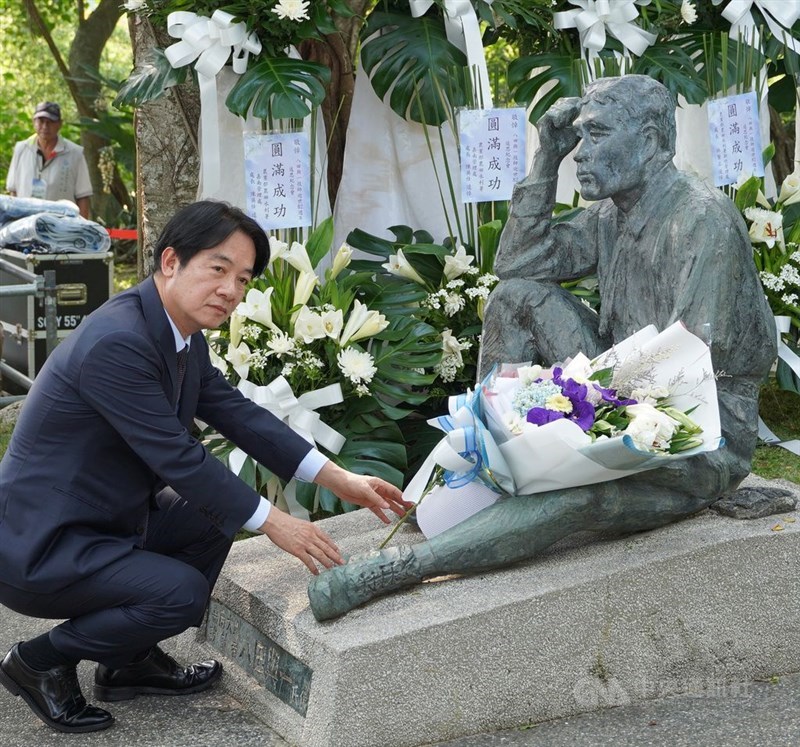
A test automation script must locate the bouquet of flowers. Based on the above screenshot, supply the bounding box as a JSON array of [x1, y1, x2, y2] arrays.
[[406, 322, 723, 538]]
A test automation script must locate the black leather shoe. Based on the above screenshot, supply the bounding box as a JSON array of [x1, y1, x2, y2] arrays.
[[94, 646, 222, 702], [0, 643, 114, 733]]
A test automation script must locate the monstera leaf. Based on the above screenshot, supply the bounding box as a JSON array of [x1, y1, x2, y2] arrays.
[[226, 58, 331, 120], [360, 11, 468, 126], [114, 48, 187, 108], [509, 52, 584, 124]]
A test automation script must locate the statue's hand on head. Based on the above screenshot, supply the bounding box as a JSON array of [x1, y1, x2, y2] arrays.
[[536, 97, 582, 162]]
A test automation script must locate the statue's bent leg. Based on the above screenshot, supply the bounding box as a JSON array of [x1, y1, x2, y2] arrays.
[[307, 458, 728, 621], [478, 278, 608, 379]]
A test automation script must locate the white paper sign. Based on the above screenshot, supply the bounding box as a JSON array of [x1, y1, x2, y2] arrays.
[[707, 91, 764, 187], [459, 108, 526, 203], [243, 131, 311, 230]]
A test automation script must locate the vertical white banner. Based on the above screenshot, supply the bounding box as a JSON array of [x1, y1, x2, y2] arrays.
[[243, 131, 311, 230], [459, 108, 527, 203], [707, 91, 764, 187]]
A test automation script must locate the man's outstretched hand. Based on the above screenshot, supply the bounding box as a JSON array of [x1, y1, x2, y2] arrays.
[[314, 461, 412, 524], [259, 508, 343, 575], [258, 461, 412, 574]]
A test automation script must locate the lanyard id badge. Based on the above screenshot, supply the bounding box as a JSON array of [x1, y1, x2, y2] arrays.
[[31, 177, 46, 199]]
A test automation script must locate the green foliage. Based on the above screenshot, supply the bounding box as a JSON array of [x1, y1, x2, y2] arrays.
[[227, 58, 331, 120], [114, 48, 188, 108], [360, 11, 468, 127]]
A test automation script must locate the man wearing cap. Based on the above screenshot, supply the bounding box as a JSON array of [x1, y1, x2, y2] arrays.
[[6, 102, 93, 218]]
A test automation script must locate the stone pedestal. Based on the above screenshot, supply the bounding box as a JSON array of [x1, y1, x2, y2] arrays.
[[168, 477, 800, 747]]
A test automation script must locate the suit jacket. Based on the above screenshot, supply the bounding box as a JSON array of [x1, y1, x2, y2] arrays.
[[0, 276, 312, 593]]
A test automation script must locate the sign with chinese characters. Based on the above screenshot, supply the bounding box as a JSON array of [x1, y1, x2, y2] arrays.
[[243, 131, 311, 230], [707, 91, 764, 187], [459, 108, 526, 203], [205, 600, 313, 716]]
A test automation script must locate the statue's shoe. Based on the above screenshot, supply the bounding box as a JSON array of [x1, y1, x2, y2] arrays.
[[307, 546, 423, 621]]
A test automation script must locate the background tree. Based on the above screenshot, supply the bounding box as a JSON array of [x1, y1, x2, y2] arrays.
[[0, 0, 134, 225]]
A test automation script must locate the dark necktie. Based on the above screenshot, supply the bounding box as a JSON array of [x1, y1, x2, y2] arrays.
[[176, 346, 188, 396]]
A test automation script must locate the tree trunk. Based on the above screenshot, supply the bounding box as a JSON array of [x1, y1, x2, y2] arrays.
[[24, 0, 130, 223], [130, 15, 201, 278]]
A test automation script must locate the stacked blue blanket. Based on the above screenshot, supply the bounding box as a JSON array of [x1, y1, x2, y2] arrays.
[[0, 196, 110, 254]]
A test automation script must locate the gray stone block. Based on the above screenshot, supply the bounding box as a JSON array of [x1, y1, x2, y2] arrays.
[[172, 476, 800, 747]]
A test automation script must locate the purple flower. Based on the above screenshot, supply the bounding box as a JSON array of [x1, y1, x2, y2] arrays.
[[594, 384, 637, 407], [526, 407, 564, 426]]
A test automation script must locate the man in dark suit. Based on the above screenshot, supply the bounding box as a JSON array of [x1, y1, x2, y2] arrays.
[[0, 200, 408, 733]]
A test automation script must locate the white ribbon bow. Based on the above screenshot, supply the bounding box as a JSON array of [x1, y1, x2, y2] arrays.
[[409, 0, 494, 108], [165, 10, 262, 196], [554, 0, 657, 60], [403, 389, 514, 505], [712, 0, 800, 54], [229, 375, 345, 518]]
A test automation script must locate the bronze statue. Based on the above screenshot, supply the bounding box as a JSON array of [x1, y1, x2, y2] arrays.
[[307, 76, 776, 621]]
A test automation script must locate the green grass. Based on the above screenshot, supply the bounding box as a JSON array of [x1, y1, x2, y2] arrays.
[[754, 379, 800, 483]]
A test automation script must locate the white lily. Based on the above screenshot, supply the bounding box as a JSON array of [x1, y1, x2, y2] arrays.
[[348, 309, 389, 344], [236, 287, 276, 329], [779, 171, 800, 207], [339, 299, 370, 347], [382, 248, 425, 285], [744, 206, 784, 249], [228, 310, 244, 348], [441, 328, 467, 367], [208, 345, 228, 375], [225, 341, 251, 380], [331, 243, 353, 279], [320, 308, 344, 340], [293, 270, 319, 308], [285, 241, 315, 275], [268, 236, 289, 266], [293, 306, 327, 343], [443, 244, 476, 281]]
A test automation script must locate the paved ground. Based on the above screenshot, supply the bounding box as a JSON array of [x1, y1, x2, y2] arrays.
[[1, 604, 798, 747]]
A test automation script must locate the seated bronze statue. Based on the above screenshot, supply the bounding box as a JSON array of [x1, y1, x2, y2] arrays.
[[307, 75, 776, 621]]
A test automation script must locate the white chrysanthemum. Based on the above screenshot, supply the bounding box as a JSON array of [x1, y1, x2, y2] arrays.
[[337, 347, 377, 384], [443, 292, 465, 316], [267, 331, 296, 356], [271, 0, 311, 22], [680, 1, 697, 25]]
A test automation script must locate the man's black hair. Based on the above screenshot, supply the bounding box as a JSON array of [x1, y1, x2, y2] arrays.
[[153, 200, 270, 277]]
